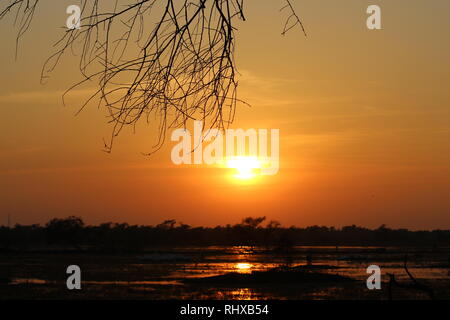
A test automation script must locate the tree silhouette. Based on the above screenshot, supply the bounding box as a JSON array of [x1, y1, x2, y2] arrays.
[[240, 216, 266, 229], [1, 217, 450, 249], [0, 0, 305, 152], [156, 219, 177, 229], [45, 216, 84, 249]]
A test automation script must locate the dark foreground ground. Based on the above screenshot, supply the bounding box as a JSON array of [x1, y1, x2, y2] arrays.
[[1, 246, 449, 300]]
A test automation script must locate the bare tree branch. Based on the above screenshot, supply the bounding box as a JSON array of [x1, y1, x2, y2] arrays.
[[0, 0, 305, 153]]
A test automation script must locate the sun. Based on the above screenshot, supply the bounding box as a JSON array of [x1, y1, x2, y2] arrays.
[[226, 156, 261, 180]]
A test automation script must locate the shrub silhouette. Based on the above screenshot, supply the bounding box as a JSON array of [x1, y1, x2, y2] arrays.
[[45, 216, 84, 249]]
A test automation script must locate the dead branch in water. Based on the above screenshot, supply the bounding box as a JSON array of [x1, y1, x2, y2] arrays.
[[387, 255, 434, 300]]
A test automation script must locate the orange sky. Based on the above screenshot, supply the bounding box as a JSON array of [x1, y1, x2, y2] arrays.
[[0, 0, 449, 229]]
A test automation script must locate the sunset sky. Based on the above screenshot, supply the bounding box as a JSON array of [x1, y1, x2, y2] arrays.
[[0, 0, 449, 229]]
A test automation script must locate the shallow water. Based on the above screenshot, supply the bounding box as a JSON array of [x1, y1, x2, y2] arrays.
[[1, 246, 449, 299], [156, 245, 450, 281]]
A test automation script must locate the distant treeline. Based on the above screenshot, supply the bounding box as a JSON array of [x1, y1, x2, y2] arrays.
[[1, 216, 450, 251]]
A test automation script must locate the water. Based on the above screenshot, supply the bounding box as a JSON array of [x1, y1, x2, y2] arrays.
[[1, 246, 449, 299]]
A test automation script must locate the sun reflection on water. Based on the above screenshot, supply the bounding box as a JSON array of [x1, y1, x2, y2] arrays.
[[230, 288, 256, 300]]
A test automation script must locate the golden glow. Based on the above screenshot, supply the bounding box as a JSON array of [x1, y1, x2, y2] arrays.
[[235, 263, 253, 272], [226, 156, 261, 180], [230, 288, 255, 300]]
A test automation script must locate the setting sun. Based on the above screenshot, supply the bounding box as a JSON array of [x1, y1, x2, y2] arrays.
[[226, 156, 261, 180]]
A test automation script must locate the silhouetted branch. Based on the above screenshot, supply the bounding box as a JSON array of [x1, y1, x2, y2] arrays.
[[280, 0, 306, 36], [0, 0, 39, 58], [0, 0, 305, 152], [387, 255, 435, 300]]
